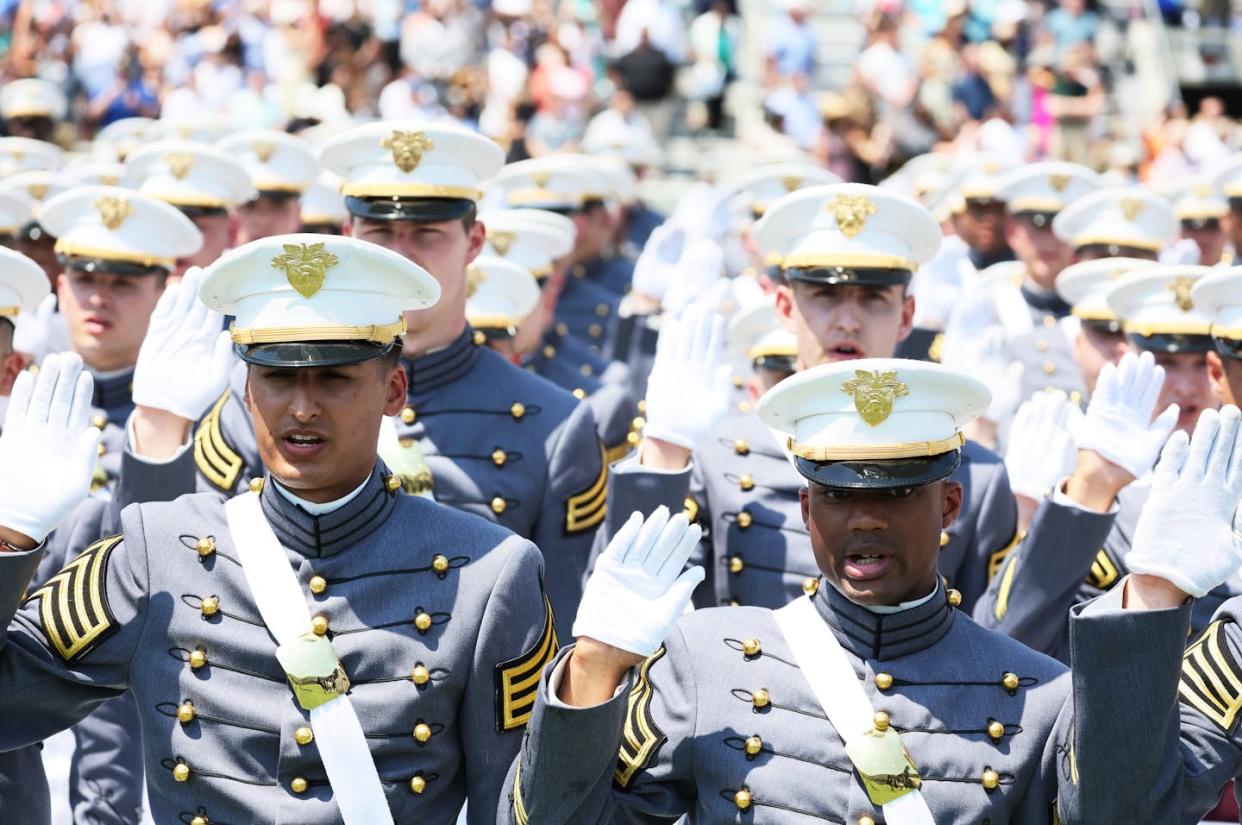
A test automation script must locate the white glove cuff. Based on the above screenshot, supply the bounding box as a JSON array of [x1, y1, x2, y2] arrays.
[[639, 424, 697, 452]]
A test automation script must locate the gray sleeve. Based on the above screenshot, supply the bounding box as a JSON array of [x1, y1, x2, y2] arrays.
[[956, 456, 1017, 604], [0, 747, 49, 825], [1050, 586, 1192, 823], [972, 495, 1117, 658], [68, 693, 145, 825], [585, 455, 693, 580]]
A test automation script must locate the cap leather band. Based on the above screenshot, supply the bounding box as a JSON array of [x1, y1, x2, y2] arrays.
[[4, 107, 55, 118], [467, 314, 520, 330], [338, 183, 481, 200], [54, 241, 175, 269], [505, 189, 583, 209], [781, 253, 917, 272], [250, 181, 306, 194], [789, 431, 965, 461], [149, 192, 234, 209], [1072, 235, 1164, 252], [230, 317, 407, 346], [1123, 320, 1213, 337], [747, 343, 798, 360]]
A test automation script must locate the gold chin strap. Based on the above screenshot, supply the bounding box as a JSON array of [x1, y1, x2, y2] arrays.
[[0, 306, 20, 317], [789, 432, 965, 462], [230, 317, 407, 346]]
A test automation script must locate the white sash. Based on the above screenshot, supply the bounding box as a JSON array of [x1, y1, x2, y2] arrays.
[[225, 491, 396, 825], [772, 596, 936, 825]]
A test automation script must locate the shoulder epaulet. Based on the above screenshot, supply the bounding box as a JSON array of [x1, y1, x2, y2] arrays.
[[29, 535, 123, 661], [194, 389, 244, 492], [1181, 619, 1242, 733], [987, 529, 1024, 582], [614, 645, 668, 788], [495, 594, 558, 732], [565, 443, 607, 534]]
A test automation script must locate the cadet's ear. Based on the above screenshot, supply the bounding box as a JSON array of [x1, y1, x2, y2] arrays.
[[941, 479, 963, 527], [799, 485, 810, 526], [897, 290, 915, 342], [382, 361, 407, 417], [774, 283, 797, 334]]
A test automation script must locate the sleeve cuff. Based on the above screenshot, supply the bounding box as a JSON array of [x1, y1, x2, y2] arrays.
[[1051, 477, 1122, 515], [545, 652, 630, 709]]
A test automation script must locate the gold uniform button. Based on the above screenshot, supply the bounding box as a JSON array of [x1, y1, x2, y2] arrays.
[[588, 323, 603, 338], [802, 577, 820, 596], [412, 665, 431, 685], [543, 345, 556, 358], [311, 615, 329, 636], [988, 720, 1005, 741], [491, 497, 507, 514], [875, 673, 893, 691], [626, 431, 641, 446], [595, 303, 610, 317], [309, 576, 327, 595], [729, 556, 745, 574], [176, 701, 196, 724], [736, 512, 752, 529], [189, 649, 207, 670], [191, 817, 209, 825], [1002, 672, 1020, 690], [1035, 339, 1049, 352], [294, 726, 314, 746], [196, 537, 216, 557], [491, 449, 507, 467], [413, 723, 432, 743], [1042, 361, 1056, 375], [744, 735, 763, 756], [172, 763, 191, 782], [291, 777, 308, 794], [751, 688, 770, 708], [248, 478, 265, 494], [632, 416, 646, 431], [947, 589, 962, 607], [555, 323, 568, 336], [859, 817, 877, 825], [734, 789, 753, 810], [1043, 315, 1057, 328], [200, 596, 219, 617], [873, 711, 890, 732], [401, 406, 416, 424], [1069, 390, 1082, 405], [572, 388, 586, 400], [414, 612, 433, 631], [432, 554, 450, 573], [738, 401, 751, 413], [385, 475, 402, 493], [579, 364, 592, 376], [510, 402, 525, 420], [97, 442, 106, 456], [940, 530, 949, 547], [92, 414, 107, 429], [739, 474, 754, 491], [409, 775, 427, 794], [472, 330, 487, 346], [734, 439, 749, 455], [741, 638, 761, 656], [982, 769, 1000, 790], [733, 375, 744, 389], [636, 399, 646, 414]]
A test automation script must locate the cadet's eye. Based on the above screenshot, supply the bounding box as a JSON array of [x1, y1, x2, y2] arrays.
[[885, 487, 915, 498], [822, 489, 851, 501]]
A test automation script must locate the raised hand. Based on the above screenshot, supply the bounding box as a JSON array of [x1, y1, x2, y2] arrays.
[[132, 266, 234, 421], [1126, 405, 1242, 599], [1073, 351, 1178, 481], [642, 304, 731, 451], [1005, 390, 1078, 500], [0, 353, 101, 546], [630, 223, 685, 303], [662, 238, 725, 319]]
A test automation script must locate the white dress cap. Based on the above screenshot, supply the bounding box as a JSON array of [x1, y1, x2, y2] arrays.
[[994, 161, 1100, 215], [478, 208, 574, 278], [1105, 264, 1213, 338], [300, 171, 348, 226], [1, 78, 67, 120], [724, 162, 844, 217], [95, 117, 160, 161], [0, 137, 63, 177], [486, 158, 594, 211], [0, 246, 50, 316], [40, 186, 203, 268], [4, 171, 75, 212], [1052, 187, 1176, 253], [1056, 257, 1160, 323], [126, 140, 256, 210], [1191, 266, 1242, 342], [726, 295, 797, 363], [0, 188, 33, 236], [216, 130, 318, 194], [465, 255, 541, 330]]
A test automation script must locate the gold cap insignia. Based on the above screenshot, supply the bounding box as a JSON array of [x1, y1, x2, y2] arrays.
[[781, 175, 804, 193], [10, 150, 24, 164], [983, 161, 999, 175], [380, 130, 434, 174], [530, 170, 551, 188], [99, 174, 119, 186], [1168, 276, 1196, 312], [488, 230, 515, 256], [165, 152, 195, 180], [94, 196, 133, 230], [26, 183, 47, 200], [828, 193, 877, 239], [1193, 183, 1213, 199], [251, 141, 276, 163], [465, 264, 486, 298], [271, 242, 339, 299], [1049, 173, 1070, 192], [841, 369, 909, 427], [1120, 198, 1144, 221]]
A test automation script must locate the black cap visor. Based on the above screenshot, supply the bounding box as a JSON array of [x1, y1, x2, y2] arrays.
[[784, 266, 912, 288], [61, 255, 168, 277], [794, 449, 961, 490], [345, 195, 474, 223], [1127, 332, 1214, 354], [1213, 335, 1242, 362], [237, 339, 399, 368]]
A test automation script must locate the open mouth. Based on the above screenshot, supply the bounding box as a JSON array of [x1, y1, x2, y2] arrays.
[[282, 432, 327, 455], [844, 553, 894, 581], [827, 342, 864, 360]]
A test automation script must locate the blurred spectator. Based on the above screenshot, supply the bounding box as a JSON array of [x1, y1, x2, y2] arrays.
[[685, 0, 738, 133], [1044, 0, 1099, 56], [612, 29, 676, 138], [1047, 42, 1103, 163], [614, 0, 686, 64], [856, 15, 916, 115], [765, 0, 815, 87]]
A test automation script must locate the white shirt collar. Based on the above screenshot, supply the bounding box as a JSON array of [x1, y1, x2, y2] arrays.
[[272, 472, 373, 516]]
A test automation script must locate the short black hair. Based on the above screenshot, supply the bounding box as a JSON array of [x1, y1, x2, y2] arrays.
[[376, 340, 403, 373]]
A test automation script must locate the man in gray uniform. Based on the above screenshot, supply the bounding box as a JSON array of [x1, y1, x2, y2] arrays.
[[120, 122, 606, 638], [499, 358, 1239, 824], [0, 235, 559, 824]]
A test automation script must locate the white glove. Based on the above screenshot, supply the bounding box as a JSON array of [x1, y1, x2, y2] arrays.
[[1005, 390, 1079, 499], [1073, 351, 1178, 479], [662, 238, 724, 319], [642, 305, 731, 450], [1127, 406, 1242, 597], [630, 223, 685, 301], [132, 267, 234, 420], [573, 506, 706, 656], [12, 294, 69, 364], [973, 335, 1023, 424], [0, 352, 101, 543], [1158, 237, 1201, 266]]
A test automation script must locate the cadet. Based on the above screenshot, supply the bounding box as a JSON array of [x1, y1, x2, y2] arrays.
[[499, 358, 1232, 824], [123, 122, 606, 636], [300, 171, 348, 235], [1196, 267, 1242, 406], [1051, 185, 1175, 262], [948, 156, 1016, 270], [623, 184, 1018, 613], [217, 129, 317, 244], [1172, 177, 1231, 265], [0, 235, 559, 824], [0, 78, 67, 143], [124, 140, 254, 278]]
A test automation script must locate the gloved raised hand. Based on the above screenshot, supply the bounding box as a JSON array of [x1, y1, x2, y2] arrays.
[[662, 237, 725, 319], [132, 266, 234, 421], [642, 305, 731, 450], [1073, 351, 1178, 481], [1127, 405, 1242, 597], [12, 293, 69, 365], [573, 505, 705, 658], [1005, 390, 1079, 500], [630, 223, 685, 302], [0, 352, 101, 544]]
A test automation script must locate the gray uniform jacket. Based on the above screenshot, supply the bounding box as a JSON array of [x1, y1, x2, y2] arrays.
[[499, 580, 1191, 824], [115, 326, 607, 638], [86, 367, 135, 494], [683, 408, 1018, 612], [0, 464, 557, 824]]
